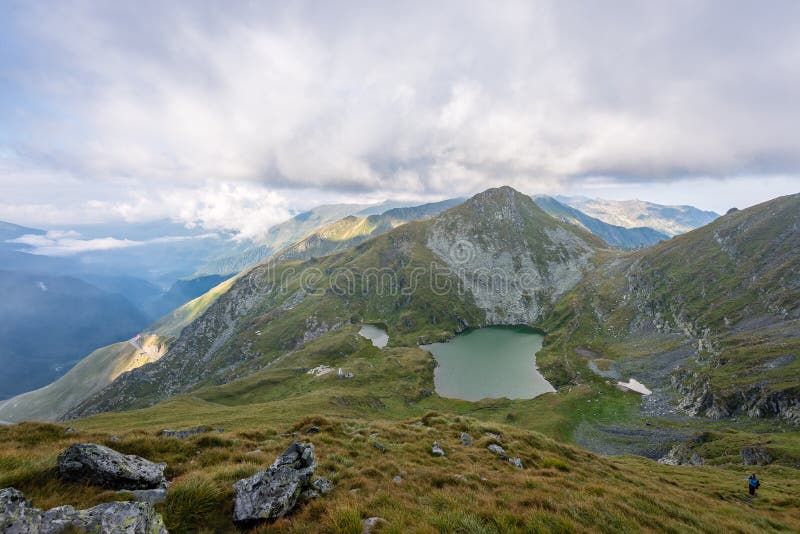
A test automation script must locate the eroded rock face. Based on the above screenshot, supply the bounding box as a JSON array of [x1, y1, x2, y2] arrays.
[[0, 488, 167, 534], [658, 444, 704, 466], [741, 446, 773, 466], [58, 443, 167, 490], [232, 441, 316, 524]]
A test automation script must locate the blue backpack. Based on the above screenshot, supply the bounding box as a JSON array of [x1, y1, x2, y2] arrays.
[[749, 477, 759, 488]]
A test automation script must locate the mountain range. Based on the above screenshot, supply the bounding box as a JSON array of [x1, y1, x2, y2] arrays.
[[1, 186, 798, 532]]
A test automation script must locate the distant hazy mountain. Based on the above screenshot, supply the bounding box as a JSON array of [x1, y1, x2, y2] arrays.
[[533, 195, 669, 249], [0, 270, 149, 399], [556, 196, 719, 236], [196, 200, 462, 275]]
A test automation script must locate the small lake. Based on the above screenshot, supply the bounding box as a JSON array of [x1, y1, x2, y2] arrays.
[[359, 324, 389, 348], [422, 326, 555, 402]]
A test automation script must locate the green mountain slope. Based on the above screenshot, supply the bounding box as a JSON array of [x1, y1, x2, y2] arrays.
[[66, 187, 606, 417], [0, 271, 150, 399], [540, 193, 800, 426], [0, 277, 237, 422], [3, 325, 798, 532]]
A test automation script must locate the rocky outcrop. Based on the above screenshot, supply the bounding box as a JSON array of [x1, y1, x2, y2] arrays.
[[658, 444, 704, 466], [741, 446, 773, 466], [232, 441, 317, 524], [426, 187, 598, 325], [0, 488, 167, 534], [58, 443, 167, 490], [674, 372, 800, 426]]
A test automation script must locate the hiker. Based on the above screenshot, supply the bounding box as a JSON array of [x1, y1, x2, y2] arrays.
[[748, 473, 760, 496]]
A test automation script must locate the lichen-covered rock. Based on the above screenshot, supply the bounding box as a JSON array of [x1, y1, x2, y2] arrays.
[[119, 488, 169, 505], [1, 488, 167, 534], [0, 488, 42, 533], [232, 441, 316, 524], [658, 443, 704, 466], [58, 443, 167, 490], [741, 446, 773, 466], [41, 501, 168, 534], [460, 432, 473, 446], [431, 441, 446, 457], [487, 443, 507, 458]]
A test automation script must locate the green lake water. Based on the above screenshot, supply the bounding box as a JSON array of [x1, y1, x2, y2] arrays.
[[422, 326, 555, 401]]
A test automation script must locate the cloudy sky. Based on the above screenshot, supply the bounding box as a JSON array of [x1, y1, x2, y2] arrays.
[[1, 0, 798, 238]]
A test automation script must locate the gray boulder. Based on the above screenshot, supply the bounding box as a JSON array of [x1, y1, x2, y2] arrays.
[[508, 457, 524, 469], [41, 501, 168, 534], [741, 446, 773, 466], [58, 443, 167, 490], [487, 443, 507, 458], [460, 432, 473, 446], [431, 441, 446, 457], [0, 488, 42, 533], [1, 488, 167, 534], [232, 441, 317, 524]]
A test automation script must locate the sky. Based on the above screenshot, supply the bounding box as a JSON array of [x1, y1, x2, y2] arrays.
[[1, 0, 799, 239]]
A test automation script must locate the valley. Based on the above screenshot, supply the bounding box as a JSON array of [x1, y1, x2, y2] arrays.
[[1, 186, 798, 533]]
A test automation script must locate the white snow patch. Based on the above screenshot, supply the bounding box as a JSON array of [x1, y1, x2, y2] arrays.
[[616, 378, 652, 395]]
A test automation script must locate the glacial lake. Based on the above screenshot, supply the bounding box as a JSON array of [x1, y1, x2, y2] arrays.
[[359, 324, 389, 348], [422, 326, 555, 401]]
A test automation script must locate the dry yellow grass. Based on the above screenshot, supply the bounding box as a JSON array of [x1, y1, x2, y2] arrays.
[[2, 415, 798, 533]]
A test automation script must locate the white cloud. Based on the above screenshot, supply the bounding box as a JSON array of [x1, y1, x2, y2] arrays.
[[0, 0, 798, 228], [10, 230, 219, 256]]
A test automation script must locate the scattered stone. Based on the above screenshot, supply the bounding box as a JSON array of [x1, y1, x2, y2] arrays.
[[431, 441, 446, 457], [307, 365, 334, 377], [232, 441, 317, 524], [392, 475, 403, 484], [487, 444, 507, 458], [453, 474, 468, 482], [658, 444, 704, 466], [160, 426, 224, 439], [64, 427, 76, 434], [362, 516, 389, 533], [371, 441, 387, 454], [508, 457, 524, 469], [485, 432, 502, 442], [460, 432, 473, 446], [109, 435, 121, 442], [246, 449, 263, 455], [119, 488, 168, 505], [741, 446, 773, 466], [312, 477, 333, 495], [305, 426, 321, 434], [410, 421, 425, 427], [369, 432, 380, 439], [0, 487, 167, 534], [58, 443, 167, 490]]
